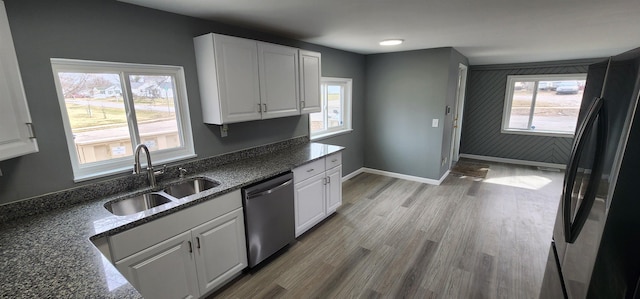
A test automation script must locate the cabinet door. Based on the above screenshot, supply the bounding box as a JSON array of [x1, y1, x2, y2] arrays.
[[213, 34, 261, 123], [0, 2, 38, 161], [192, 207, 248, 295], [258, 42, 300, 119], [326, 166, 342, 213], [299, 50, 322, 114], [294, 173, 326, 237], [115, 231, 199, 299]]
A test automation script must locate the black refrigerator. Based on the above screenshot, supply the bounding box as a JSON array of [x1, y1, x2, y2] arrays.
[[540, 47, 640, 298]]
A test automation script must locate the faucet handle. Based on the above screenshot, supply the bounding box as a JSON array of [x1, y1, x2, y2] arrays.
[[179, 167, 187, 178], [154, 164, 167, 176]]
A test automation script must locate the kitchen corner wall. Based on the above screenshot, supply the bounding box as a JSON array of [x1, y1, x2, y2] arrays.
[[0, 0, 365, 205], [460, 59, 601, 164], [364, 48, 468, 180]]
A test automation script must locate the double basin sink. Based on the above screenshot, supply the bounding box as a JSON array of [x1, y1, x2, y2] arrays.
[[105, 178, 220, 216]]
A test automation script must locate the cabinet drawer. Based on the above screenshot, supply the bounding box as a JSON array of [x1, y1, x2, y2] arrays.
[[325, 152, 342, 170], [293, 158, 325, 183]]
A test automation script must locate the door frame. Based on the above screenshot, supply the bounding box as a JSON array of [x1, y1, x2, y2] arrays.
[[450, 63, 468, 166]]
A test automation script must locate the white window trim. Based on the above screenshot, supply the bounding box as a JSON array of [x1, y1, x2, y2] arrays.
[[310, 77, 353, 141], [502, 73, 587, 138], [51, 58, 195, 182]]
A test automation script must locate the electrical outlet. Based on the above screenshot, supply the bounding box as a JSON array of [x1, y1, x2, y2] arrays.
[[432, 119, 439, 127], [220, 124, 228, 137]]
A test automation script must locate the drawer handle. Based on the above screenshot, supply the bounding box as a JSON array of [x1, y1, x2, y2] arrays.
[[331, 159, 338, 162], [306, 168, 315, 173]]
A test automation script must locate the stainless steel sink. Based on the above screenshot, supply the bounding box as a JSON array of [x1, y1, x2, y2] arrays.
[[105, 193, 172, 216], [163, 178, 220, 198]]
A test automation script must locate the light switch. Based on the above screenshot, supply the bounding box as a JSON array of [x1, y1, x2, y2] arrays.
[[432, 119, 439, 127]]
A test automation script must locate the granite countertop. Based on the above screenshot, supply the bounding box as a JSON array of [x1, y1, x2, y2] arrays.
[[0, 142, 343, 298]]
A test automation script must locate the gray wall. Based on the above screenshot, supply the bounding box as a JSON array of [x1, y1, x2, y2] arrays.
[[364, 48, 466, 180], [460, 60, 600, 164], [0, 0, 365, 205]]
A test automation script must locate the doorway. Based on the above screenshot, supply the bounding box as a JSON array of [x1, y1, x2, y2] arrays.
[[450, 63, 468, 166]]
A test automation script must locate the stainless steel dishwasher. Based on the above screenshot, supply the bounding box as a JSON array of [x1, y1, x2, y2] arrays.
[[242, 172, 295, 268]]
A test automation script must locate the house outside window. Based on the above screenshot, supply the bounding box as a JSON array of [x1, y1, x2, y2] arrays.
[[502, 74, 587, 137], [51, 59, 195, 181], [310, 77, 352, 140]]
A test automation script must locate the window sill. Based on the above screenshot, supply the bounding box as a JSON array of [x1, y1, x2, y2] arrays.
[[310, 129, 353, 141], [501, 129, 574, 138]]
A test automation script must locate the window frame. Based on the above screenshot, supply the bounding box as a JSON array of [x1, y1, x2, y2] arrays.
[[51, 58, 195, 182], [309, 77, 353, 141], [501, 73, 587, 138]]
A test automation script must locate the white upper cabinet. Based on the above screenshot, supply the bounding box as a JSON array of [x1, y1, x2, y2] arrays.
[[299, 50, 322, 114], [0, 1, 38, 161], [258, 42, 299, 119], [194, 33, 318, 125], [195, 33, 261, 124]]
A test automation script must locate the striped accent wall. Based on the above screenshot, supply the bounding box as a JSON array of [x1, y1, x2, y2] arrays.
[[460, 60, 599, 164]]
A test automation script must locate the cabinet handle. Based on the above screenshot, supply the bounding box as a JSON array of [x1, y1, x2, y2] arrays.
[[301, 101, 305, 108], [323, 177, 327, 185], [263, 103, 267, 112], [306, 168, 314, 173], [187, 241, 192, 253], [331, 159, 337, 162], [26, 123, 36, 139], [196, 237, 201, 249], [327, 176, 331, 184]]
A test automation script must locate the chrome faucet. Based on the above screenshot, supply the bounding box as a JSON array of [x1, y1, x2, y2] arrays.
[[133, 144, 165, 189]]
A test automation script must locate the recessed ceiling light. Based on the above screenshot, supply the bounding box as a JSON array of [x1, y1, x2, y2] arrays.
[[379, 39, 404, 46]]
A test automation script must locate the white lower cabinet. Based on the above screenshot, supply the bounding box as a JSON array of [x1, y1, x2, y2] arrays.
[[326, 166, 342, 213], [294, 172, 326, 235], [192, 208, 247, 295], [110, 190, 247, 299], [116, 231, 199, 299], [293, 152, 342, 237]]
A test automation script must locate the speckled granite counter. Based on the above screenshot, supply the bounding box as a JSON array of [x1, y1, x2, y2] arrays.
[[0, 141, 343, 298]]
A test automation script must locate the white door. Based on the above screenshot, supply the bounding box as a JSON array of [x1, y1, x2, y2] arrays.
[[325, 166, 342, 213], [0, 1, 38, 161], [299, 50, 321, 114], [258, 42, 300, 119], [450, 63, 468, 165], [115, 231, 199, 299], [213, 34, 261, 123], [294, 173, 326, 237], [192, 207, 248, 296]]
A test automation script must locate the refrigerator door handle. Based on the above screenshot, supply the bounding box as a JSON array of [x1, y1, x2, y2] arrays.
[[562, 96, 607, 243]]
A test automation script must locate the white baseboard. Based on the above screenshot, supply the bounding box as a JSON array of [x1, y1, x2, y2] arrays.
[[342, 168, 366, 182], [459, 154, 566, 169], [351, 167, 448, 185]]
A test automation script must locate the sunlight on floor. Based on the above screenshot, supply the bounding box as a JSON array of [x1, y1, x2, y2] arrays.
[[483, 175, 552, 190]]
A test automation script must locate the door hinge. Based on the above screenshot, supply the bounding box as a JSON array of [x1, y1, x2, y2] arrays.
[[26, 123, 36, 139]]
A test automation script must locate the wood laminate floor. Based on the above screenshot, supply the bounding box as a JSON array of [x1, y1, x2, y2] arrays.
[[210, 161, 564, 299]]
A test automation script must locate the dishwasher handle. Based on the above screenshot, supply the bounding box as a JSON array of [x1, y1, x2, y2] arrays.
[[246, 179, 292, 200]]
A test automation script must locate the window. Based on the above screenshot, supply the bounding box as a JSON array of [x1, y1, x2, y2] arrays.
[[310, 77, 352, 140], [51, 59, 195, 181], [502, 74, 587, 137]]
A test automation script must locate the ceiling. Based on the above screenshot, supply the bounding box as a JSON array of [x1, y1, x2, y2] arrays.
[[120, 0, 640, 65]]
